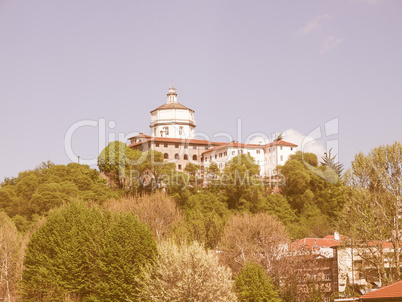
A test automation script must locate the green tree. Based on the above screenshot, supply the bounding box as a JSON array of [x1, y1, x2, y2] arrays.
[[220, 154, 264, 211], [0, 188, 18, 217], [320, 148, 344, 177], [98, 141, 142, 188], [128, 150, 178, 192], [0, 212, 22, 302], [206, 162, 221, 180], [339, 141, 402, 285], [274, 133, 283, 142], [280, 151, 345, 237], [104, 192, 183, 241], [262, 194, 299, 237], [175, 191, 231, 249], [235, 262, 280, 302], [136, 240, 237, 302], [220, 213, 289, 274], [0, 163, 118, 228], [184, 162, 200, 176], [184, 162, 201, 188], [21, 201, 157, 302]]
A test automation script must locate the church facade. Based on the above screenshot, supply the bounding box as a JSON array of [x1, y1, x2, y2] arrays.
[[128, 87, 297, 179]]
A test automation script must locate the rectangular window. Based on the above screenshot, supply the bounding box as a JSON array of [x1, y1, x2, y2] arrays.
[[164, 143, 168, 148], [175, 144, 179, 148], [178, 164, 182, 170], [291, 147, 293, 151], [280, 146, 283, 150], [280, 155, 283, 161], [324, 270, 332, 281], [205, 146, 209, 150], [193, 145, 197, 149], [184, 145, 188, 149], [155, 143, 160, 147], [256, 150, 261, 154], [232, 151, 235, 156]]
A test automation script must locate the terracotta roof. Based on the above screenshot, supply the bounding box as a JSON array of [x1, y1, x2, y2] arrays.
[[128, 137, 298, 155], [292, 236, 395, 253], [128, 133, 152, 140], [128, 137, 226, 148], [365, 241, 394, 248], [150, 102, 193, 112], [201, 145, 227, 154], [360, 280, 402, 300], [201, 140, 297, 155], [202, 142, 264, 155], [265, 140, 298, 148], [292, 237, 342, 251]]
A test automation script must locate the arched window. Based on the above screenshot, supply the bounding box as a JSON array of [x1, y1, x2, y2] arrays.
[[164, 153, 169, 159], [175, 153, 179, 160], [192, 155, 197, 161], [184, 154, 189, 160]]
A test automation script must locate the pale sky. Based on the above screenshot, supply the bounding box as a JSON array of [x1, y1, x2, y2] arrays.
[[0, 0, 401, 181]]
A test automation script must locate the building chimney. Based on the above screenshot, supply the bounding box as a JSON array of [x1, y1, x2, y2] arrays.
[[334, 231, 340, 241]]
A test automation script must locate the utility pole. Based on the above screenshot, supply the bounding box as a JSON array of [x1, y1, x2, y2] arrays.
[[351, 237, 355, 301]]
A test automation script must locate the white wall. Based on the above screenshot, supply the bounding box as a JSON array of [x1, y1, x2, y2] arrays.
[[264, 145, 296, 177], [151, 108, 195, 139], [203, 146, 265, 176]]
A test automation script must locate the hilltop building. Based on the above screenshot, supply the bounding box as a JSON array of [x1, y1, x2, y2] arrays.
[[128, 87, 297, 179]]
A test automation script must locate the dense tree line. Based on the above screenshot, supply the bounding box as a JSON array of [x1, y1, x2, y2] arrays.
[[21, 201, 157, 301], [0, 141, 400, 301], [0, 162, 118, 232]]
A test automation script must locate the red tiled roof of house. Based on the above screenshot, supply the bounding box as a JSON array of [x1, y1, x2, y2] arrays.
[[292, 236, 395, 253], [200, 145, 223, 154], [201, 140, 298, 155], [128, 137, 298, 153], [292, 237, 342, 250], [202, 142, 264, 155], [265, 140, 298, 148], [128, 133, 152, 140], [365, 240, 394, 248], [360, 280, 402, 300], [150, 102, 193, 112]]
